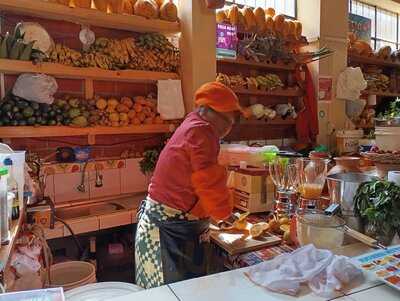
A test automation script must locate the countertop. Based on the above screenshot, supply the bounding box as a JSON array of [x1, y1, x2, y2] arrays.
[[110, 243, 400, 301]]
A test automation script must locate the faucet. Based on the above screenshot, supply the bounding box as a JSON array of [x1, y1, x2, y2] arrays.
[[77, 160, 103, 193]]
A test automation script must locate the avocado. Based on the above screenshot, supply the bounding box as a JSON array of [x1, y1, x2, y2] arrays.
[[12, 106, 19, 113], [18, 120, 27, 126], [16, 100, 29, 109], [22, 107, 34, 118], [2, 103, 12, 112], [14, 112, 23, 120], [63, 118, 71, 125], [11, 120, 19, 126], [36, 116, 43, 124], [48, 120, 57, 126], [56, 115, 64, 122], [31, 102, 40, 110], [48, 110, 56, 118], [34, 110, 42, 117], [40, 118, 47, 125]]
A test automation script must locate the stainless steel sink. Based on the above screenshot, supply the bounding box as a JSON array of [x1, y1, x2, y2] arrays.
[[55, 202, 125, 220]]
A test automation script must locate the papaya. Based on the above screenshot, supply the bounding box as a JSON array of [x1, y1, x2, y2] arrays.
[[216, 10, 227, 24], [294, 21, 303, 40], [273, 14, 285, 33], [228, 5, 239, 26], [160, 0, 178, 22], [242, 7, 256, 32], [253, 7, 266, 34], [265, 7, 275, 17], [265, 15, 274, 33]]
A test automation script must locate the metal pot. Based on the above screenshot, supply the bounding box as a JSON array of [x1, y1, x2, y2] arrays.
[[327, 173, 376, 215], [326, 173, 377, 236]]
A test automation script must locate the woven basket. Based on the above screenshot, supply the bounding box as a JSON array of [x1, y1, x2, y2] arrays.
[[361, 152, 400, 164]]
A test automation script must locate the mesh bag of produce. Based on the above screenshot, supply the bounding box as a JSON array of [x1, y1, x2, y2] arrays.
[[12, 74, 58, 105]]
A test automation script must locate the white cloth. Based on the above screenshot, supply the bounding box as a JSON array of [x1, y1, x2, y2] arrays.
[[245, 244, 363, 298], [336, 67, 367, 101], [157, 80, 185, 120]]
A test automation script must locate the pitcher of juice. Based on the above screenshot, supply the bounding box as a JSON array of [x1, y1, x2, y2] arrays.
[[296, 158, 329, 210]]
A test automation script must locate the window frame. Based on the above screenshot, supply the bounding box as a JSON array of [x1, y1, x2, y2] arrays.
[[349, 0, 399, 50], [225, 0, 297, 19]]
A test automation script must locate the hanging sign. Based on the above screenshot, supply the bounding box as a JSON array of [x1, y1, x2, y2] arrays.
[[318, 76, 333, 101], [349, 13, 371, 42], [216, 23, 238, 59]]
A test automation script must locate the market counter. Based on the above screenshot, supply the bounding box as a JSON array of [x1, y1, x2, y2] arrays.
[[109, 243, 400, 301]]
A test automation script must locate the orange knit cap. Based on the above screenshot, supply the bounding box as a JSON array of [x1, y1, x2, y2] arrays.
[[195, 82, 243, 113]]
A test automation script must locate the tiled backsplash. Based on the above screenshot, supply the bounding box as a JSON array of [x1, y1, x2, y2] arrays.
[[44, 158, 148, 204]]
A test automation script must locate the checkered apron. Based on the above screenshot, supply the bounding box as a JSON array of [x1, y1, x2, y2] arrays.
[[135, 197, 207, 289]]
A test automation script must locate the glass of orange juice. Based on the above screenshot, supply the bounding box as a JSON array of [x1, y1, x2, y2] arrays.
[[296, 158, 329, 210]]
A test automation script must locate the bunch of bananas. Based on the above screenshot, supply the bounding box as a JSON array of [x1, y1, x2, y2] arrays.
[[47, 34, 180, 73], [247, 74, 283, 90], [136, 33, 177, 52], [216, 73, 247, 88], [48, 44, 82, 66], [364, 73, 390, 91]]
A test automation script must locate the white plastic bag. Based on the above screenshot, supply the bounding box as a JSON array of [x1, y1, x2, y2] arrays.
[[157, 80, 185, 120], [12, 73, 58, 104], [336, 67, 367, 101]]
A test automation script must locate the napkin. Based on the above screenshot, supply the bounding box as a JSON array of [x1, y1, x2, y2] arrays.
[[245, 244, 363, 298]]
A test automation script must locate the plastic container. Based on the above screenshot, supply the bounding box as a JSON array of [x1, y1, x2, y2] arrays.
[[65, 282, 142, 301], [218, 144, 279, 167], [0, 167, 9, 245], [336, 130, 363, 155], [375, 126, 400, 151], [49, 261, 96, 291]]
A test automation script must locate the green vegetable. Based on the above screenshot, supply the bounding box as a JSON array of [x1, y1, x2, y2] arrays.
[[71, 116, 88, 127], [354, 180, 400, 244], [22, 107, 34, 118], [139, 149, 160, 175], [19, 41, 34, 61], [69, 108, 81, 119]]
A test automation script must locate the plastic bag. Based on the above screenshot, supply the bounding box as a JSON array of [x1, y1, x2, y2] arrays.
[[157, 80, 185, 120], [336, 67, 367, 101], [12, 74, 58, 104]]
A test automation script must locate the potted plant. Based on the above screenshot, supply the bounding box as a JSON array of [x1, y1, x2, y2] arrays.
[[354, 180, 400, 245]]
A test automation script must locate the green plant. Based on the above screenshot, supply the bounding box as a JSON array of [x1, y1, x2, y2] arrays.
[[354, 180, 400, 243], [139, 149, 160, 175]]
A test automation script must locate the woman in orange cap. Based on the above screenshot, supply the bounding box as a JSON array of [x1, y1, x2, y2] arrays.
[[135, 82, 242, 289]]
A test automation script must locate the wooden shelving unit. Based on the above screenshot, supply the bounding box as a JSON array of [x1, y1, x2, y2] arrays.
[[217, 54, 304, 141], [0, 0, 180, 33], [217, 58, 297, 71], [348, 53, 400, 68], [232, 87, 304, 97], [0, 59, 178, 82], [0, 124, 175, 144], [362, 90, 400, 98]]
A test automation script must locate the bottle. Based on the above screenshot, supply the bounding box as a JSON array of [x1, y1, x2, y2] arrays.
[[3, 159, 19, 221], [0, 167, 9, 245], [89, 236, 97, 271]]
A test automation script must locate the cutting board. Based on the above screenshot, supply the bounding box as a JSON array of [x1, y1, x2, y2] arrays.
[[210, 222, 282, 255]]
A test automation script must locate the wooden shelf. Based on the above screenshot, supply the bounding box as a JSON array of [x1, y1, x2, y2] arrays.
[[217, 58, 297, 71], [0, 124, 175, 140], [362, 90, 400, 97], [232, 87, 303, 97], [0, 0, 180, 34], [0, 211, 24, 272], [0, 59, 178, 82], [348, 53, 400, 68], [225, 122, 296, 141], [244, 118, 297, 126]]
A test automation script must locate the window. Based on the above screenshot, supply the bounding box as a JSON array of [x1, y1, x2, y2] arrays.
[[226, 0, 297, 18], [349, 0, 399, 50]]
